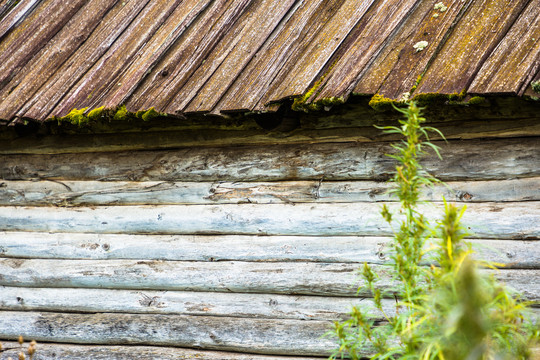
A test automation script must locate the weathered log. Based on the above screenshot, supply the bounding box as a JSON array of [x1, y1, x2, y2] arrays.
[[0, 202, 538, 239], [1, 259, 539, 300], [1, 232, 538, 269], [1, 177, 538, 206], [1, 138, 538, 181], [0, 286, 378, 321], [0, 342, 322, 360], [0, 311, 337, 356]]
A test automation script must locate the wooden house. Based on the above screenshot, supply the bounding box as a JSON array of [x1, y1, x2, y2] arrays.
[[0, 0, 539, 358]]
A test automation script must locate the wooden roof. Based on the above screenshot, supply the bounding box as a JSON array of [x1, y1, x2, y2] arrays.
[[0, 0, 539, 122]]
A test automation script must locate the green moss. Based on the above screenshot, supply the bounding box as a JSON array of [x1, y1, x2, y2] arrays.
[[532, 80, 540, 93], [87, 106, 105, 121], [59, 107, 89, 126], [113, 105, 129, 121], [467, 96, 487, 105], [368, 94, 398, 112], [413, 89, 467, 106], [140, 107, 160, 122]]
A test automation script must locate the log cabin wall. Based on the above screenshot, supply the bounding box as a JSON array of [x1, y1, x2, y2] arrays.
[[0, 109, 539, 359]]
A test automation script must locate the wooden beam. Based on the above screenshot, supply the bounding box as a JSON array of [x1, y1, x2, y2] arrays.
[[1, 232, 539, 269], [0, 311, 338, 356], [1, 137, 538, 181], [1, 259, 539, 300], [0, 202, 538, 239], [1, 177, 538, 206]]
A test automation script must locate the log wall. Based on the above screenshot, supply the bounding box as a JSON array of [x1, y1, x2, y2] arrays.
[[0, 127, 539, 359]]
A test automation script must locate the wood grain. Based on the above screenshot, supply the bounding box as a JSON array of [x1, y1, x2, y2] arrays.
[[1, 259, 539, 300], [0, 177, 538, 206], [0, 201, 538, 239], [1, 137, 538, 181], [0, 311, 337, 356], [1, 232, 538, 268]]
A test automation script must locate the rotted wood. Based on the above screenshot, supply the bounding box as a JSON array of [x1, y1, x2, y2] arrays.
[[313, 0, 420, 102], [0, 0, 118, 121], [0, 177, 538, 206], [0, 286, 378, 321], [0, 342, 323, 360], [0, 0, 86, 95], [1, 232, 538, 269], [415, 0, 529, 95], [0, 201, 538, 239], [0, 311, 337, 356], [1, 259, 540, 300], [468, 0, 540, 96], [1, 137, 538, 181], [19, 0, 151, 120], [125, 0, 254, 113]]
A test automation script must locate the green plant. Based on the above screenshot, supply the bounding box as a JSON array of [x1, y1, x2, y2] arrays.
[[330, 102, 539, 359]]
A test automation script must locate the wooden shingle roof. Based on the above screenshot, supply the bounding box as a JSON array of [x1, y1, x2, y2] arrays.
[[0, 0, 539, 123]]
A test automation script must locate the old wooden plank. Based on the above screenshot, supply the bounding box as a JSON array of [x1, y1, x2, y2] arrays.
[[312, 0, 420, 102], [0, 0, 40, 40], [98, 0, 213, 110], [50, 0, 187, 118], [1, 137, 538, 181], [2, 117, 540, 155], [0, 259, 539, 300], [252, 0, 375, 111], [414, 0, 529, 95], [1, 201, 538, 239], [173, 0, 296, 114], [0, 342, 322, 360], [0, 287, 373, 321], [0, 0, 118, 120], [1, 232, 539, 269], [0, 0, 87, 96], [19, 0, 151, 120], [374, 0, 471, 100], [215, 0, 344, 113], [468, 0, 540, 96], [125, 0, 254, 113], [0, 177, 538, 206], [0, 311, 337, 356]]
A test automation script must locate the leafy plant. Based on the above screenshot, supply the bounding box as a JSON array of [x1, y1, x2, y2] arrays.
[[330, 102, 539, 359]]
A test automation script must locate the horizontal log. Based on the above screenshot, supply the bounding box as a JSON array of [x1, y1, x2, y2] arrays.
[[0, 286, 380, 321], [1, 138, 538, 181], [0, 311, 338, 356], [0, 202, 538, 239], [0, 342, 323, 360], [1, 232, 539, 269], [1, 259, 539, 300], [1, 177, 538, 206]]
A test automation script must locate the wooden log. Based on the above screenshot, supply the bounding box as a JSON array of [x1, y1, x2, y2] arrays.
[[1, 259, 539, 300], [0, 286, 379, 321], [0, 311, 337, 356], [0, 202, 538, 239], [0, 177, 538, 206], [1, 137, 538, 181], [0, 342, 322, 360], [1, 232, 539, 269]]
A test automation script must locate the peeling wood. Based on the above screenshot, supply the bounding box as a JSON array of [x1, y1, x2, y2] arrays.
[[1, 260, 539, 300], [0, 177, 538, 206], [1, 232, 539, 269], [0, 342, 322, 360], [1, 137, 538, 181], [0, 201, 538, 239], [0, 311, 337, 356], [468, 0, 540, 96]]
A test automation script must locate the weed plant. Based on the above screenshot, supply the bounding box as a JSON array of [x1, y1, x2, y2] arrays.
[[330, 102, 539, 359]]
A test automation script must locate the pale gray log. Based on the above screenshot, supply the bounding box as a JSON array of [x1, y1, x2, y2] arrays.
[[1, 259, 539, 300], [1, 232, 539, 269], [0, 138, 538, 181], [0, 202, 538, 239], [0, 311, 338, 356], [0, 177, 538, 206], [0, 341, 322, 360], [0, 286, 387, 321]]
